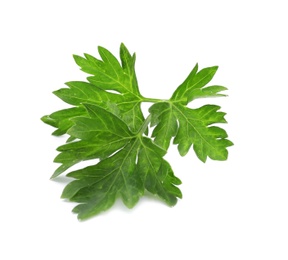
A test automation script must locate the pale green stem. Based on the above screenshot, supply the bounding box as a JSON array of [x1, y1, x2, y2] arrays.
[[137, 114, 152, 137], [142, 97, 167, 103]]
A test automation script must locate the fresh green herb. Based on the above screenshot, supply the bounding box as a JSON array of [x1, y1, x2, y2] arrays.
[[41, 43, 233, 220]]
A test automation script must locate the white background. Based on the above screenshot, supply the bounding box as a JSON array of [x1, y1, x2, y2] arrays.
[[1, 0, 287, 259]]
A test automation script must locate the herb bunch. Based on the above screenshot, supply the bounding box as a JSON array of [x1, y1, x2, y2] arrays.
[[42, 43, 233, 220]]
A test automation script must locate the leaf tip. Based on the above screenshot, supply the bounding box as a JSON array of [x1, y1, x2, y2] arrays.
[[73, 54, 85, 67], [200, 157, 207, 163], [40, 115, 48, 123], [120, 42, 126, 49], [97, 45, 106, 54], [227, 140, 234, 147], [50, 166, 64, 179], [72, 54, 81, 60], [49, 174, 56, 180]]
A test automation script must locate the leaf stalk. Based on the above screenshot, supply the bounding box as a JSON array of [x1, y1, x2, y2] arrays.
[[137, 114, 152, 137]]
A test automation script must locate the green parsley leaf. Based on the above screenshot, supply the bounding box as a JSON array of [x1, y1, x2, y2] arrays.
[[42, 43, 232, 219], [150, 64, 233, 161], [41, 106, 86, 136], [59, 104, 181, 219], [150, 103, 232, 161], [42, 43, 145, 136], [51, 103, 133, 178], [171, 64, 226, 104]]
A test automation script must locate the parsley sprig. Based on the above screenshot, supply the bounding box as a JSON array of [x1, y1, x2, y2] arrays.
[[42, 43, 233, 220]]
